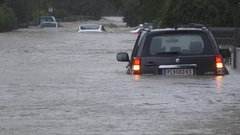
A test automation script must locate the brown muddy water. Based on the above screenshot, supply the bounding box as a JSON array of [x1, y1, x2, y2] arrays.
[[0, 18, 240, 135]]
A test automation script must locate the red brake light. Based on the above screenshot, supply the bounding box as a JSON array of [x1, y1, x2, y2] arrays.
[[215, 55, 223, 69], [132, 57, 141, 74], [215, 55, 223, 63]]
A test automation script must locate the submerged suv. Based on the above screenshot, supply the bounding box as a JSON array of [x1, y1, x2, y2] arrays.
[[117, 27, 229, 75]]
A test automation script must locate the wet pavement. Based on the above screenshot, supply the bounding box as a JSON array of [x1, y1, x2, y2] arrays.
[[0, 18, 240, 135]]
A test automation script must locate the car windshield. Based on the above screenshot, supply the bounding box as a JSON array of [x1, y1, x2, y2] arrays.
[[148, 34, 211, 56], [39, 17, 54, 23]]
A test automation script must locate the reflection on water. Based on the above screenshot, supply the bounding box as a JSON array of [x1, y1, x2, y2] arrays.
[[133, 75, 141, 81], [215, 76, 223, 93], [131, 74, 229, 94]]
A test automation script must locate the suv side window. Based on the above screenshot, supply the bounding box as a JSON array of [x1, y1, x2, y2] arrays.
[[131, 32, 146, 58]]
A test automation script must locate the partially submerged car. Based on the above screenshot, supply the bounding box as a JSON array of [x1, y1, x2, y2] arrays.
[[117, 27, 229, 76], [130, 23, 153, 34], [38, 16, 57, 25], [40, 22, 58, 28], [38, 16, 59, 28], [130, 24, 143, 34], [77, 24, 106, 32]]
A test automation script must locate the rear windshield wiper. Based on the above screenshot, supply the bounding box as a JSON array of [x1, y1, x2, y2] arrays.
[[156, 52, 180, 55]]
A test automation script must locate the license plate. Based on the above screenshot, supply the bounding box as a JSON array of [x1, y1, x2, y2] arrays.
[[162, 69, 194, 75]]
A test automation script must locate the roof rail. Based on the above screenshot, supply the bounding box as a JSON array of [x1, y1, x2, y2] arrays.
[[187, 23, 205, 28], [187, 23, 208, 31], [201, 27, 208, 31]]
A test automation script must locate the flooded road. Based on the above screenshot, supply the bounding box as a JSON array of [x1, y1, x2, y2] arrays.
[[0, 18, 240, 135]]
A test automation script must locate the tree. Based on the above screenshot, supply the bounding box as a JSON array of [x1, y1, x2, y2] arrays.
[[122, 0, 141, 27], [53, 0, 105, 19], [0, 6, 16, 31], [5, 0, 32, 26], [160, 0, 240, 27], [122, 0, 164, 27], [139, 0, 163, 23], [225, 0, 240, 27]]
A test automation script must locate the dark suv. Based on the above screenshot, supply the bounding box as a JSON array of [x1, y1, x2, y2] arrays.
[[117, 28, 229, 75]]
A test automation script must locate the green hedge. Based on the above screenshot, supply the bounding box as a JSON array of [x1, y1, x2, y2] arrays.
[[0, 6, 17, 32]]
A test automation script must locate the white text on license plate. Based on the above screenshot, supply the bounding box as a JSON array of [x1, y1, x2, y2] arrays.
[[163, 69, 194, 75]]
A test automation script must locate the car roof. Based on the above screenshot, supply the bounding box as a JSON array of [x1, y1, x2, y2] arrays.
[[147, 27, 208, 35], [39, 16, 55, 18], [78, 24, 105, 32], [80, 24, 102, 27]]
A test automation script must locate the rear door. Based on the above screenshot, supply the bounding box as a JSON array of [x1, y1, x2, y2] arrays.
[[140, 31, 216, 75]]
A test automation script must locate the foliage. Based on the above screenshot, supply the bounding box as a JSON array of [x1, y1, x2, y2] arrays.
[[122, 0, 141, 27], [1, 0, 240, 31], [52, 0, 107, 20], [6, 0, 31, 25], [122, 0, 240, 27], [31, 10, 48, 25], [139, 0, 163, 23], [0, 6, 17, 32], [160, 0, 236, 27]]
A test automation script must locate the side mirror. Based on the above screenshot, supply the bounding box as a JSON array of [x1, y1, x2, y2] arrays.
[[219, 49, 231, 59], [116, 52, 130, 62]]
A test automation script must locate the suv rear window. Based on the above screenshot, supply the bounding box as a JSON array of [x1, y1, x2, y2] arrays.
[[143, 32, 213, 56]]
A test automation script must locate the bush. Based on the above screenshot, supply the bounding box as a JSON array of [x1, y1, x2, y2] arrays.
[[31, 10, 48, 25], [54, 9, 71, 21], [0, 6, 17, 32]]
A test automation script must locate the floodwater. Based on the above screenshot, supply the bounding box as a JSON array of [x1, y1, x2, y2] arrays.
[[0, 18, 240, 135]]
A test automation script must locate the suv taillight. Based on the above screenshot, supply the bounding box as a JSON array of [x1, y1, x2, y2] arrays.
[[215, 55, 224, 69], [132, 57, 141, 75], [215, 55, 225, 75]]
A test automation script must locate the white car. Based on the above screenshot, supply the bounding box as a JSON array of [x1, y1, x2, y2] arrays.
[[130, 23, 154, 34], [38, 16, 59, 28], [78, 24, 106, 32], [38, 16, 57, 25], [130, 24, 143, 34], [40, 22, 59, 28]]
